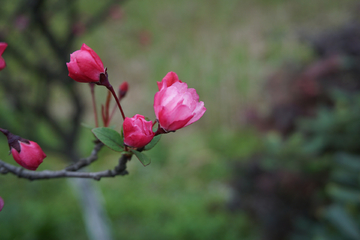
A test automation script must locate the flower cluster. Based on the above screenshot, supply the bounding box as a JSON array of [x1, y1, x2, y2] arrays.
[[0, 43, 205, 174], [0, 42, 206, 211], [67, 44, 206, 150]]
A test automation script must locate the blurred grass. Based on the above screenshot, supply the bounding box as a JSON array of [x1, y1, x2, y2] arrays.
[[0, 0, 358, 239]]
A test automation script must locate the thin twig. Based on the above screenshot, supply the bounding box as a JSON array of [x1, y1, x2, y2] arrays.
[[66, 142, 104, 171], [0, 143, 131, 181]]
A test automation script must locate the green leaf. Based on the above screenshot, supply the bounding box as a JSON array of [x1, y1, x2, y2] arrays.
[[92, 127, 124, 152], [327, 183, 360, 203], [324, 204, 360, 239], [335, 152, 360, 172], [144, 135, 161, 151], [130, 149, 151, 166]]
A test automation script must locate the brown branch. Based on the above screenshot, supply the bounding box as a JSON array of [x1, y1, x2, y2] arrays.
[[66, 142, 104, 171], [0, 143, 131, 181]]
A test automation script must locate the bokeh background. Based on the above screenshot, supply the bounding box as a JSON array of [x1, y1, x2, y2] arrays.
[[1, 0, 360, 239]]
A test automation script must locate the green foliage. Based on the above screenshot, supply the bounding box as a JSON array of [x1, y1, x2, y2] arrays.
[[92, 127, 161, 166], [144, 134, 161, 151], [130, 149, 151, 166], [299, 92, 360, 154], [263, 92, 360, 239], [324, 204, 360, 240], [92, 127, 124, 152]]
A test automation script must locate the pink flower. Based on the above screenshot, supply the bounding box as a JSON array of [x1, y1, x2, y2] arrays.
[[11, 140, 47, 171], [154, 72, 206, 132], [0, 42, 8, 71], [0, 196, 4, 212], [123, 114, 155, 148], [0, 128, 46, 171], [157, 71, 182, 91], [66, 43, 105, 83]]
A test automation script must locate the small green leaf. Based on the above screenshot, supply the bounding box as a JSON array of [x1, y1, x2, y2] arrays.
[[144, 135, 161, 151], [92, 127, 124, 152], [130, 149, 151, 166]]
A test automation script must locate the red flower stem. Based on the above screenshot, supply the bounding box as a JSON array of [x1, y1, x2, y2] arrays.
[[89, 83, 99, 128], [101, 105, 107, 127], [107, 86, 125, 121], [98, 71, 125, 121], [109, 104, 117, 123], [105, 90, 112, 126], [108, 89, 125, 122], [154, 124, 167, 136]]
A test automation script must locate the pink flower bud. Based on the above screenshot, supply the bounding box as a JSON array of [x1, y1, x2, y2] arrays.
[[123, 114, 155, 148], [0, 128, 46, 171], [0, 42, 8, 71], [157, 71, 182, 91], [154, 72, 206, 132], [118, 81, 129, 99], [66, 43, 105, 83], [0, 196, 4, 212], [11, 141, 47, 171]]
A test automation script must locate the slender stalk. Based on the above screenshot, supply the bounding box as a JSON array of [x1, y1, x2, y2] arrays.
[[101, 105, 107, 127], [105, 90, 112, 126], [108, 86, 125, 120], [154, 122, 169, 136], [109, 104, 117, 123], [89, 83, 99, 127], [98, 71, 126, 120]]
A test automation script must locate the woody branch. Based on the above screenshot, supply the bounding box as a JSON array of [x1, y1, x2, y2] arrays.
[[0, 142, 130, 181]]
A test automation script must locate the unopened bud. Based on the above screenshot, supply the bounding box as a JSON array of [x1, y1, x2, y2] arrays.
[[66, 43, 105, 83], [118, 81, 129, 99], [0, 128, 46, 171], [123, 114, 154, 148]]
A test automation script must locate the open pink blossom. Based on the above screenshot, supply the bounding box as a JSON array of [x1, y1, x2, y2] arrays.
[[66, 43, 105, 83], [0, 42, 8, 71], [154, 73, 206, 132], [123, 114, 155, 148], [157, 71, 182, 91]]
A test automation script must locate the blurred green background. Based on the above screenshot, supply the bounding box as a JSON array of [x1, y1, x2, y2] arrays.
[[1, 0, 360, 239]]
